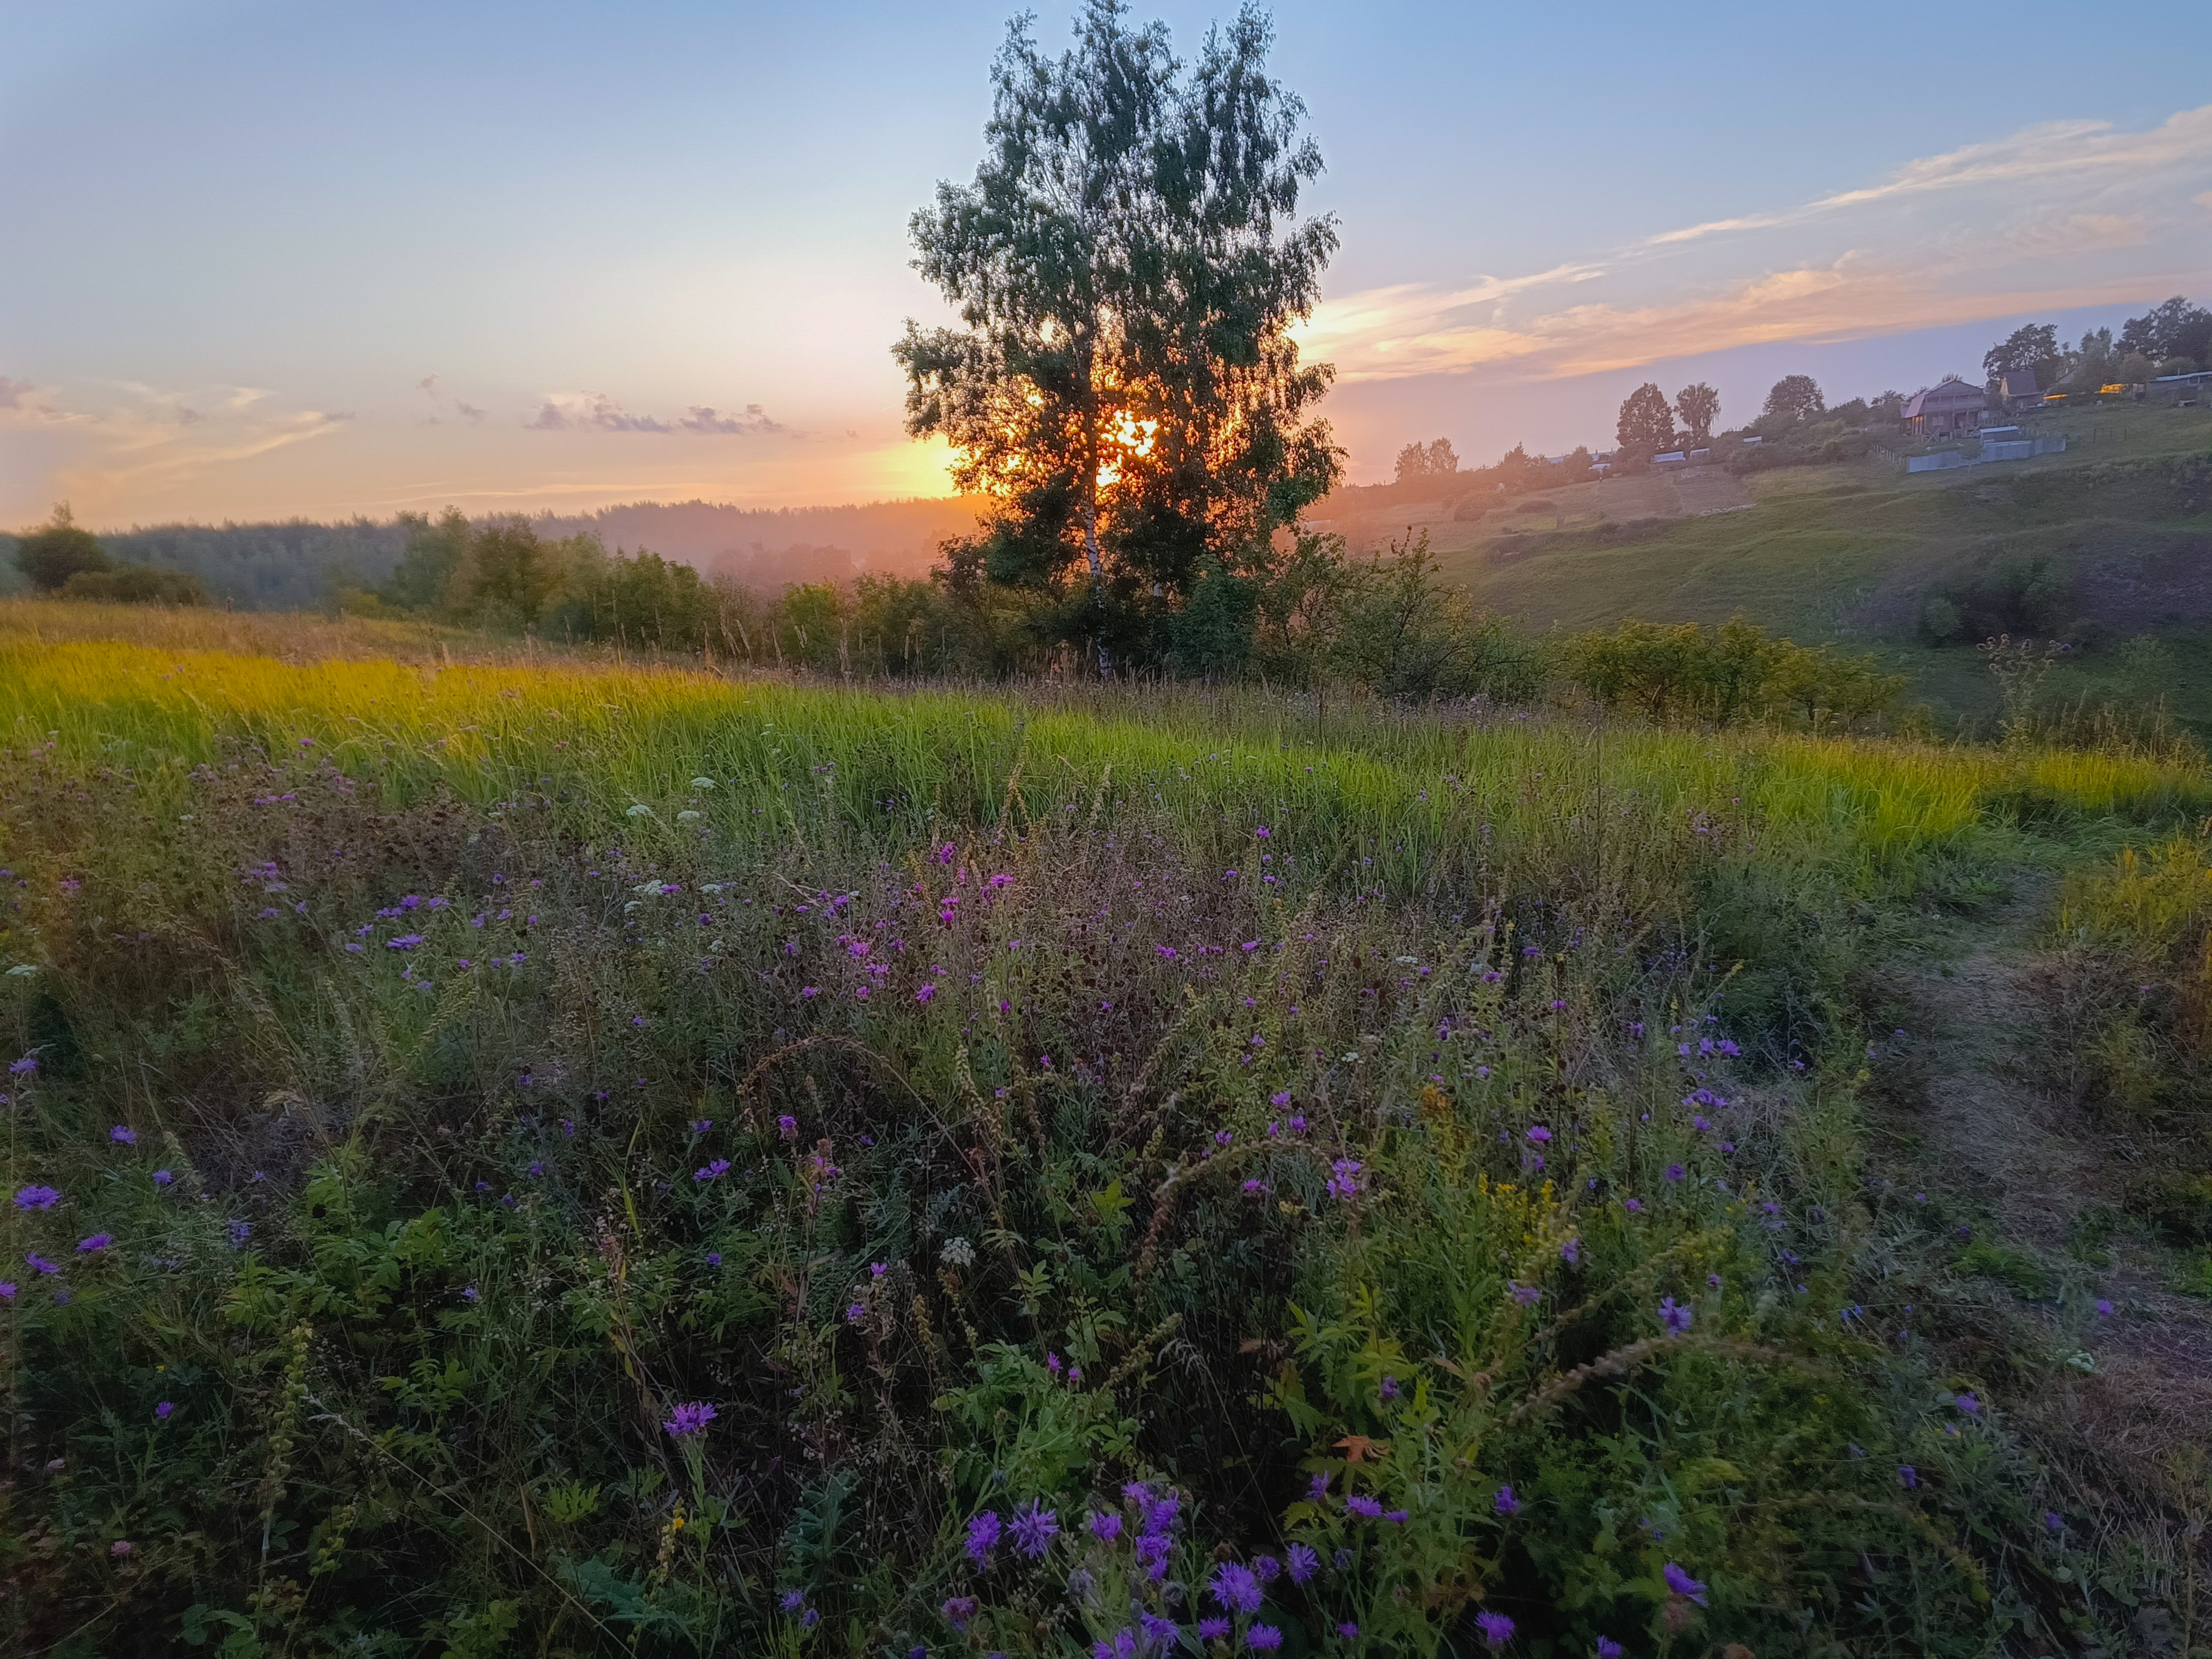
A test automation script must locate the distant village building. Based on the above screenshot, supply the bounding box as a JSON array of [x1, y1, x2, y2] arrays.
[[1901, 377, 1986, 439], [1987, 370, 2041, 415], [1653, 451, 1687, 466]]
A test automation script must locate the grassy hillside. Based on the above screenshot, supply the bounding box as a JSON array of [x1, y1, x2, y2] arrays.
[[1368, 405, 2212, 736], [4, 609, 2210, 1655]]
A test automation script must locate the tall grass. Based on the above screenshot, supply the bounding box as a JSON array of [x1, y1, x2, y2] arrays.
[[0, 620, 2199, 1656]]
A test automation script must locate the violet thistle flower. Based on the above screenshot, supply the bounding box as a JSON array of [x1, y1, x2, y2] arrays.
[[1010, 1501, 1059, 1557], [1345, 1495, 1382, 1519], [1494, 1485, 1521, 1515], [1658, 1297, 1693, 1334], [1209, 1562, 1262, 1613], [1285, 1543, 1319, 1583], [14, 1185, 60, 1211], [1089, 1511, 1123, 1543], [109, 1126, 137, 1145], [76, 1234, 112, 1253], [1662, 1562, 1707, 1605], [966, 1510, 1001, 1566], [154, 1402, 174, 1420], [1248, 1626, 1283, 1650], [661, 1401, 716, 1438], [1474, 1610, 1514, 1650], [1198, 1618, 1231, 1642]]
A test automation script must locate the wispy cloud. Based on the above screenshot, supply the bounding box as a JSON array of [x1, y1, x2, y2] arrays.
[[1300, 103, 2212, 384], [527, 391, 785, 435], [0, 377, 30, 410]]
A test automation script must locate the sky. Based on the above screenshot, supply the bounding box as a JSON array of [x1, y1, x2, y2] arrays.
[[3, 0, 2208, 530]]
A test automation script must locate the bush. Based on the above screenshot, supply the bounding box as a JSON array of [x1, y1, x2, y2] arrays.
[[58, 563, 207, 605], [13, 505, 110, 591]]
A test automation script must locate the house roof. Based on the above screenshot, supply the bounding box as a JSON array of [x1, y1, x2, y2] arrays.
[[1998, 370, 2039, 400], [1901, 377, 1982, 419]]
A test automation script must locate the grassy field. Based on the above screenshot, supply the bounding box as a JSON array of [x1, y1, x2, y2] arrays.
[[1325, 405, 2212, 738], [4, 610, 2210, 1657]]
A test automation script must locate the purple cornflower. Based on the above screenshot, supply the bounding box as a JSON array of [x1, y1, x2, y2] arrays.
[[1954, 1392, 1980, 1415], [845, 1302, 866, 1323], [152, 1170, 173, 1188], [1199, 1618, 1231, 1642], [0, 1282, 14, 1301], [1336, 1623, 1360, 1640], [1379, 1375, 1400, 1400], [9, 1055, 35, 1076], [1209, 1561, 1262, 1614], [1141, 1494, 1181, 1535], [1624, 1197, 1643, 1213], [1664, 1163, 1686, 1183], [1898, 1465, 1918, 1488], [778, 1115, 798, 1139], [1662, 1562, 1707, 1605], [1560, 1236, 1581, 1264], [1494, 1485, 1521, 1515], [1306, 1472, 1330, 1502], [1509, 1282, 1540, 1307], [1324, 1158, 1364, 1202], [1596, 1640, 1624, 1658], [109, 1126, 137, 1145], [1526, 1125, 1552, 1143], [1011, 1501, 1059, 1557], [14, 1185, 60, 1212], [690, 1119, 712, 1134], [1345, 1495, 1382, 1519], [1385, 1509, 1409, 1523], [693, 1159, 730, 1182], [1474, 1610, 1515, 1650], [661, 1401, 716, 1438], [1247, 1626, 1283, 1651], [1275, 1542, 1314, 1584], [779, 1590, 806, 1612], [966, 1510, 1001, 1566], [1090, 1510, 1123, 1543], [941, 1595, 978, 1631], [155, 1402, 175, 1420], [77, 1234, 112, 1253], [705, 1251, 722, 1267], [1659, 1297, 1693, 1335]]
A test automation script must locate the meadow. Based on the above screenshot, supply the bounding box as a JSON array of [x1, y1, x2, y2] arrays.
[[4, 606, 2210, 1658]]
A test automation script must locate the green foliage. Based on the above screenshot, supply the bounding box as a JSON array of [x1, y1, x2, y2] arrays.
[[1562, 617, 1905, 728], [14, 503, 111, 591], [895, 0, 1341, 670], [59, 563, 207, 605], [1614, 383, 1674, 458], [0, 616, 2203, 1655], [1759, 374, 1826, 429]]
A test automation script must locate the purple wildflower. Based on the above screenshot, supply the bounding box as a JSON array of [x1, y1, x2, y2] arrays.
[[1286, 1543, 1319, 1583], [1662, 1562, 1707, 1605], [779, 1590, 806, 1612], [1954, 1391, 1980, 1415], [1210, 1561, 1262, 1613], [1336, 1623, 1360, 1640], [1526, 1125, 1552, 1142], [1596, 1640, 1624, 1658], [1509, 1282, 1540, 1307], [1345, 1495, 1382, 1519], [14, 1185, 60, 1212], [661, 1401, 716, 1438], [1248, 1626, 1283, 1651], [690, 1119, 713, 1134], [152, 1170, 174, 1188], [155, 1401, 175, 1420], [1494, 1485, 1521, 1515], [1664, 1163, 1686, 1183], [0, 1282, 15, 1300], [1199, 1618, 1231, 1642], [966, 1510, 1001, 1566], [1090, 1510, 1123, 1543], [109, 1126, 137, 1146], [693, 1159, 730, 1182], [1306, 1473, 1330, 1502], [942, 1595, 979, 1632], [1324, 1158, 1364, 1202], [1475, 1610, 1515, 1650], [1898, 1465, 1918, 1488], [77, 1234, 112, 1253], [1010, 1501, 1059, 1557], [1560, 1236, 1581, 1264], [778, 1115, 798, 1139], [1659, 1297, 1693, 1334]]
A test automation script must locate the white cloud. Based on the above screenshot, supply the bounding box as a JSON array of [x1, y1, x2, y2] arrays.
[[1298, 103, 2212, 384]]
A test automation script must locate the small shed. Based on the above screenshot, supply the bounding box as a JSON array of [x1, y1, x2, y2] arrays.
[[1989, 370, 2041, 414]]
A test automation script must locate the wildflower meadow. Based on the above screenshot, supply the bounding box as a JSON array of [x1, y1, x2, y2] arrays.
[[1, 617, 2206, 1656]]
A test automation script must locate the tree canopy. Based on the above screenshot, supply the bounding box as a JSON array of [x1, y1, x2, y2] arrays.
[[13, 503, 110, 591], [1614, 383, 1675, 457], [1982, 323, 2061, 384], [2119, 296, 2211, 370], [1393, 437, 1459, 484], [1673, 383, 1719, 447], [894, 0, 1341, 671], [1760, 374, 1826, 426]]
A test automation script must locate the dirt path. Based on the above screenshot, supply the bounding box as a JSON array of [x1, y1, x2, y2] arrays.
[[1883, 866, 2212, 1368]]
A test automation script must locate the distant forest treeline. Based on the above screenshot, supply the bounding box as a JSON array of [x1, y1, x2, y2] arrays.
[[0, 497, 987, 612]]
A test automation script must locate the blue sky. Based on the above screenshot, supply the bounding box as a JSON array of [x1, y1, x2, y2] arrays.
[[3, 0, 2208, 526]]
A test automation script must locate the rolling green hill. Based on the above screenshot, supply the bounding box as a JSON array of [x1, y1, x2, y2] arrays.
[[1403, 403, 2212, 735]]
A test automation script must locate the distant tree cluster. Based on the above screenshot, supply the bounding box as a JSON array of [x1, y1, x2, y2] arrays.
[[10, 505, 207, 605], [1392, 437, 1459, 484], [1610, 380, 1722, 459], [1983, 296, 2208, 396]]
